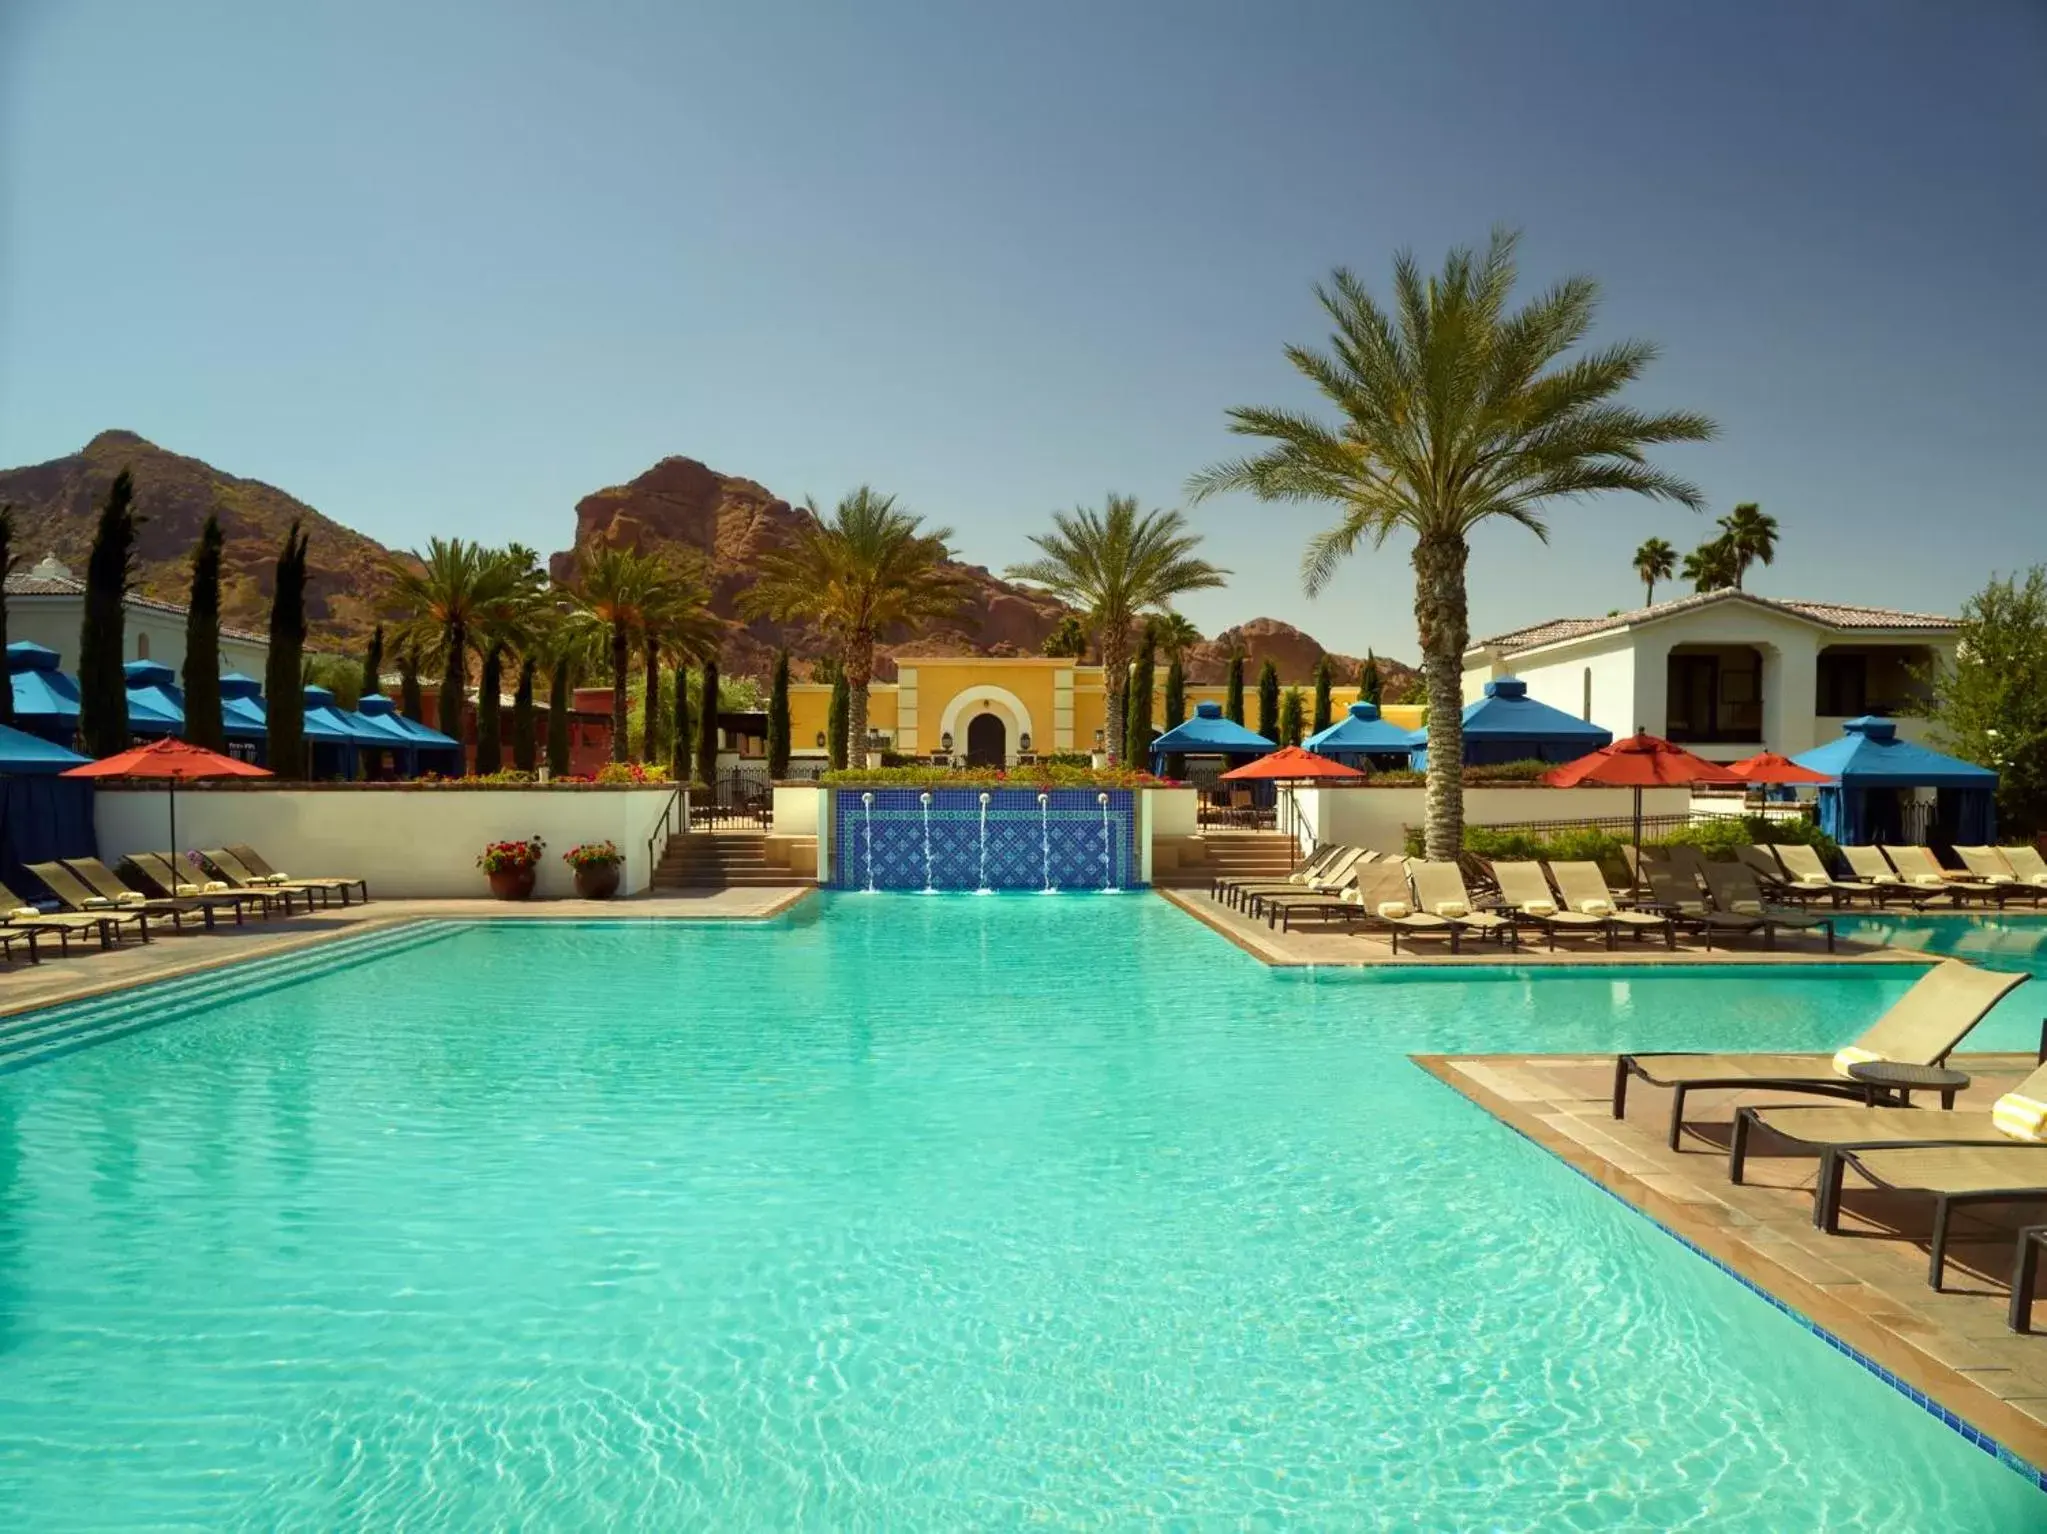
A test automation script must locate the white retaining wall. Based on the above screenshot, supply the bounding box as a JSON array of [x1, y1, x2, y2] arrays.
[[93, 785, 685, 899], [1284, 784, 1695, 855]]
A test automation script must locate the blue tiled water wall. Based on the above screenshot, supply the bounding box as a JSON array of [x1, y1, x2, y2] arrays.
[[831, 788, 1140, 890]]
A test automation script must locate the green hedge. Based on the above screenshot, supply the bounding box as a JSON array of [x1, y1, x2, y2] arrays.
[[1400, 813, 1837, 884], [819, 764, 1164, 788], [1367, 759, 1555, 787]]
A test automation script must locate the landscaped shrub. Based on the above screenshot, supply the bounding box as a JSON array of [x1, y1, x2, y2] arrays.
[[1361, 759, 1551, 787], [1656, 814, 1838, 864], [820, 763, 1163, 789]]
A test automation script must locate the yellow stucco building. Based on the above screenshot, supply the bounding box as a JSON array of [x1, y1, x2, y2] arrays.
[[787, 656, 1423, 766]]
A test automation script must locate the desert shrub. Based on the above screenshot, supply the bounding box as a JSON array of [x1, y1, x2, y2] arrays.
[[1654, 814, 1837, 864]]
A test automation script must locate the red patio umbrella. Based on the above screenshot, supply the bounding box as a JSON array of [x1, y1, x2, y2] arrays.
[[1542, 732, 1742, 888], [1723, 750, 1835, 785], [1220, 745, 1365, 781], [63, 739, 272, 886]]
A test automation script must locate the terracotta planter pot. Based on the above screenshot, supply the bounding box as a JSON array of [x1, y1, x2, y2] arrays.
[[573, 862, 621, 901], [487, 866, 537, 901]]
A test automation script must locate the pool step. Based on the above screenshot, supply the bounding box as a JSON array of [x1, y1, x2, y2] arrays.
[[0, 921, 463, 1073], [652, 830, 805, 889]]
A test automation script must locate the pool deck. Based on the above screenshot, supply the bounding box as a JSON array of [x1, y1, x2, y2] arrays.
[[0, 887, 814, 1018], [1421, 1049, 2047, 1470], [1159, 888, 1933, 968]]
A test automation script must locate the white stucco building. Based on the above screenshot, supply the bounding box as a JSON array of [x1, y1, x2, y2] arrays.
[[4, 556, 269, 678], [1462, 591, 1960, 762]]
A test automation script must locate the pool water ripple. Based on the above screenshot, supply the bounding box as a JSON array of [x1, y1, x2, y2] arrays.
[[0, 896, 2041, 1527]]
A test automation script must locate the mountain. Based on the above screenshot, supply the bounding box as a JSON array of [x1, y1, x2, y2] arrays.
[[1188, 618, 1421, 697], [0, 431, 398, 649]]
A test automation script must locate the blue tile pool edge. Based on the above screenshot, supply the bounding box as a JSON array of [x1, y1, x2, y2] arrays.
[[1415, 1056, 2047, 1493]]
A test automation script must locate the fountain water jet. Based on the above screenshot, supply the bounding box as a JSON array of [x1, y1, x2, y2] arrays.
[[976, 792, 992, 894], [861, 792, 876, 893], [1038, 793, 1056, 893], [1097, 791, 1119, 893], [919, 791, 936, 893]]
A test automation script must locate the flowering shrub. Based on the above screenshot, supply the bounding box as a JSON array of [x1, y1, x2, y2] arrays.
[[563, 840, 621, 870], [477, 836, 546, 873], [819, 764, 1166, 789], [593, 761, 670, 785]]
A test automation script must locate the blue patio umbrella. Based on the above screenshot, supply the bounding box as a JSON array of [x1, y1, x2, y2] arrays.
[[1408, 677, 1612, 768], [7, 641, 81, 746], [1793, 716, 1998, 845], [1303, 700, 1416, 771], [1147, 701, 1274, 774], [123, 659, 186, 737]]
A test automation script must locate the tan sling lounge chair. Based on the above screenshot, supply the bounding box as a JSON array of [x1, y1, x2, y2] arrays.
[[1840, 845, 1953, 907], [1489, 861, 1611, 949], [1612, 960, 2026, 1149], [126, 853, 300, 918], [1883, 843, 2009, 906], [201, 849, 347, 911], [1699, 861, 1836, 952], [1772, 842, 1882, 905], [1407, 860, 1517, 948], [0, 878, 122, 952], [1237, 848, 1369, 916], [1546, 862, 1674, 947], [2001, 844, 2047, 888], [1642, 860, 1770, 949], [1334, 861, 1462, 953], [1953, 846, 2046, 905], [1213, 842, 1349, 905], [63, 856, 227, 930], [24, 862, 155, 940], [224, 843, 368, 905], [1822, 1143, 2047, 1290]]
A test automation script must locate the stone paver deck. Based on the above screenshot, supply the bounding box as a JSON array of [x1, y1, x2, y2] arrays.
[[0, 887, 812, 1018], [1422, 1048, 2047, 1469]]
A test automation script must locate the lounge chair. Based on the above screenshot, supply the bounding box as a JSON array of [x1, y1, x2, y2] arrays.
[[24, 861, 157, 941], [1735, 844, 1832, 904], [1699, 860, 1836, 952], [1612, 959, 2026, 1149], [2002, 844, 2047, 889], [1489, 860, 1611, 950], [1840, 845, 1954, 907], [1952, 846, 2045, 906], [1773, 842, 1885, 905], [1821, 1143, 2047, 1290], [1213, 842, 1347, 904], [1547, 862, 1675, 948], [1261, 866, 1369, 930], [1883, 843, 2010, 907], [1407, 860, 1517, 948], [62, 856, 226, 930], [200, 848, 346, 911], [223, 843, 368, 905], [1234, 847, 1368, 915], [1641, 860, 1770, 950], [126, 853, 302, 918], [1334, 861, 1462, 953], [0, 878, 122, 952]]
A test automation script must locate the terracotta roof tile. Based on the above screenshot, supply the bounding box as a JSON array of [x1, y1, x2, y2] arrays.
[[1476, 590, 1956, 655], [5, 570, 267, 644]]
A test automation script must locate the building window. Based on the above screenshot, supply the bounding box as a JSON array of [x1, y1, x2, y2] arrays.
[[1816, 652, 1868, 717], [135, 631, 150, 660]]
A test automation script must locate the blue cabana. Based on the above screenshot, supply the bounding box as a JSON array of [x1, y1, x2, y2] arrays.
[[123, 659, 186, 738], [1793, 716, 1998, 846], [360, 694, 465, 777], [1409, 677, 1613, 768], [217, 673, 270, 751], [1304, 700, 1415, 771], [8, 641, 81, 746], [0, 720, 88, 775], [1148, 701, 1274, 775], [0, 721, 93, 900], [300, 685, 366, 779]]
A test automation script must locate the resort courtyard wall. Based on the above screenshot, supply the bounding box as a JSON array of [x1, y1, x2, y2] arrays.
[[1283, 784, 1695, 854], [92, 784, 683, 899]]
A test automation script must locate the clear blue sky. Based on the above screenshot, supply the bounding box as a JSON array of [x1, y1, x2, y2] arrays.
[[3, 1, 2042, 661]]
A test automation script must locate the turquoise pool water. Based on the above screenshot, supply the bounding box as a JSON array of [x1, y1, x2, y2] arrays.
[[1, 898, 2042, 1528]]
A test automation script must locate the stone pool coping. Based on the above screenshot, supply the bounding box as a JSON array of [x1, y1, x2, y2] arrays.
[[1417, 1051, 2047, 1485]]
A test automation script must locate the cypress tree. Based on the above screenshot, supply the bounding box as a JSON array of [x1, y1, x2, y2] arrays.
[[1224, 652, 1245, 724], [78, 469, 140, 757], [1279, 686, 1305, 746], [1360, 650, 1382, 706], [641, 638, 662, 763], [827, 667, 849, 770], [474, 643, 503, 774], [695, 656, 720, 788], [1124, 630, 1155, 766], [670, 665, 692, 782], [438, 623, 467, 743], [511, 655, 537, 772], [547, 655, 573, 778], [182, 514, 225, 751], [767, 650, 792, 778], [400, 647, 424, 723], [1311, 655, 1333, 735], [1256, 659, 1280, 742], [358, 623, 385, 704], [0, 503, 14, 726], [1161, 654, 1187, 780], [264, 521, 309, 777]]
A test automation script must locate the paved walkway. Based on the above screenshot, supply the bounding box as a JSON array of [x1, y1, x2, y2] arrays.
[[0, 887, 812, 1017], [1423, 1049, 2047, 1469]]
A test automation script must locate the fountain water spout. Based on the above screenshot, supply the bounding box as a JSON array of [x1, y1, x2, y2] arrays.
[[1038, 792, 1055, 893], [861, 791, 876, 893], [920, 791, 936, 893], [1098, 791, 1118, 893], [977, 792, 992, 894]]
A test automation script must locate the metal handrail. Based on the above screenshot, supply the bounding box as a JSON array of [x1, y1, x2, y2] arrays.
[[645, 785, 684, 873]]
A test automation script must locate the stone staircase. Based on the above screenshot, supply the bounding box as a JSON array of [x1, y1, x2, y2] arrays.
[[653, 829, 807, 889], [1154, 831, 1302, 891]]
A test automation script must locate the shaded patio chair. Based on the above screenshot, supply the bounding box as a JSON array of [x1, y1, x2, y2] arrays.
[[200, 848, 343, 911], [0, 877, 122, 952], [225, 843, 369, 905], [1699, 860, 1836, 952], [1954, 846, 2044, 906], [23, 862, 153, 942], [2003, 844, 2047, 889], [1774, 842, 1886, 905], [1612, 960, 2025, 1149], [126, 853, 301, 919], [1488, 860, 1611, 950], [1329, 860, 1462, 953], [1640, 859, 1770, 950], [1545, 861, 1675, 948], [1884, 843, 2011, 907], [1407, 860, 1517, 948], [63, 855, 226, 930], [1840, 845, 1954, 907], [1820, 1142, 2047, 1290]]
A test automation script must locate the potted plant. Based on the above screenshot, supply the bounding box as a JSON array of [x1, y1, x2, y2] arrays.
[[477, 836, 546, 900], [564, 840, 622, 900]]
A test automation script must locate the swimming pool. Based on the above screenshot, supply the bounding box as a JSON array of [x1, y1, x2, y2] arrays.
[[1, 898, 2042, 1527]]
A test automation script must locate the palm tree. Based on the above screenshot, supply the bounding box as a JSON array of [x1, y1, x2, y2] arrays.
[[388, 538, 528, 741], [742, 487, 964, 765], [1151, 610, 1203, 664], [1189, 230, 1713, 859], [1682, 538, 1739, 593], [1041, 614, 1090, 660], [1717, 502, 1778, 590], [639, 568, 720, 763], [1633, 537, 1676, 606], [1007, 495, 1228, 764], [569, 545, 666, 762]]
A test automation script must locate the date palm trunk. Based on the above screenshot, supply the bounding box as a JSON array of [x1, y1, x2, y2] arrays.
[[846, 631, 874, 768], [610, 617, 630, 762], [1415, 532, 1470, 863], [642, 636, 661, 763], [1099, 619, 1130, 764], [438, 617, 467, 742]]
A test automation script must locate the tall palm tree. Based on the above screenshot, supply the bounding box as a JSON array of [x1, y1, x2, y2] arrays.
[[388, 538, 528, 740], [1040, 614, 1090, 660], [1633, 537, 1676, 606], [1189, 230, 1713, 859], [638, 567, 720, 763], [742, 488, 964, 764], [569, 545, 663, 762], [1151, 610, 1203, 664], [1682, 539, 1739, 593], [1006, 496, 1228, 764], [1717, 502, 1778, 590]]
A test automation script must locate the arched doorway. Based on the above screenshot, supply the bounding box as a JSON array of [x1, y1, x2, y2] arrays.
[[965, 712, 1006, 767]]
